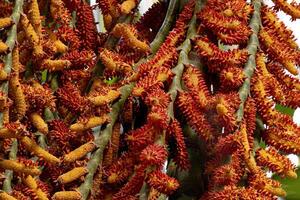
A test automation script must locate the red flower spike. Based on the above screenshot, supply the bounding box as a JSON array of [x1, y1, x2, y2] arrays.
[[176, 91, 215, 141], [22, 83, 56, 114], [214, 133, 240, 156], [126, 123, 157, 151], [174, 0, 195, 27], [50, 0, 72, 25], [0, 1, 13, 18], [76, 2, 98, 50], [256, 147, 297, 179], [57, 25, 81, 49], [56, 82, 90, 114], [182, 64, 211, 109], [48, 120, 74, 154], [194, 37, 248, 72], [143, 86, 170, 109], [202, 186, 272, 200], [209, 163, 240, 188], [112, 165, 145, 198], [147, 106, 169, 129], [97, 0, 120, 18], [263, 126, 300, 154], [62, 50, 96, 69], [251, 75, 277, 125], [139, 144, 168, 167], [132, 67, 174, 96], [168, 120, 190, 170], [198, 7, 247, 32], [136, 1, 168, 42], [220, 67, 246, 90], [272, 0, 300, 20], [267, 62, 300, 91], [137, 46, 178, 78], [259, 28, 298, 75], [146, 170, 179, 195], [105, 152, 136, 184], [248, 169, 286, 197], [205, 0, 253, 22], [215, 93, 239, 132], [216, 28, 251, 45], [261, 6, 298, 49]]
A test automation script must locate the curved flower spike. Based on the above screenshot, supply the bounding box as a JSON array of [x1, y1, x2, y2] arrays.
[[140, 144, 168, 167], [261, 6, 298, 49], [272, 0, 300, 20], [112, 23, 150, 53], [177, 91, 214, 141], [0, 17, 13, 29], [146, 170, 179, 195], [256, 147, 297, 179]]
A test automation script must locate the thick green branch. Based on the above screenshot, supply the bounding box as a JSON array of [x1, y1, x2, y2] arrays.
[[236, 0, 262, 122], [150, 0, 179, 54], [167, 0, 202, 118], [78, 83, 133, 200], [1, 0, 24, 192]]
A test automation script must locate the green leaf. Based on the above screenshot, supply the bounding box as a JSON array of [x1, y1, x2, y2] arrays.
[[104, 77, 119, 85], [273, 169, 300, 200], [41, 70, 48, 83], [275, 104, 295, 116]]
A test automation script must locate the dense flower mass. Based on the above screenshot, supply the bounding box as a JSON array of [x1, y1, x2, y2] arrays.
[[0, 0, 300, 199]]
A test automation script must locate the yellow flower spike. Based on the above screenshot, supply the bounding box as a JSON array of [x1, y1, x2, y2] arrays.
[[120, 0, 137, 14], [0, 159, 41, 176], [0, 128, 19, 138], [262, 7, 298, 49], [0, 17, 13, 29], [256, 147, 297, 179], [53, 40, 68, 53], [272, 0, 300, 20], [103, 14, 113, 30], [63, 141, 96, 163], [20, 14, 44, 57], [259, 29, 298, 75], [28, 0, 42, 36], [0, 192, 17, 200], [0, 40, 9, 54], [52, 191, 81, 200], [0, 69, 8, 81], [20, 136, 60, 164], [264, 184, 287, 197], [70, 115, 110, 132], [30, 112, 49, 134], [112, 23, 150, 53], [41, 59, 71, 72], [57, 167, 88, 184], [239, 124, 258, 173], [88, 90, 120, 106], [23, 175, 48, 200], [24, 175, 38, 189], [9, 47, 27, 120]]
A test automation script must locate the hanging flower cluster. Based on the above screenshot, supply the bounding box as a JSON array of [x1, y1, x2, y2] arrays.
[[0, 0, 300, 199]]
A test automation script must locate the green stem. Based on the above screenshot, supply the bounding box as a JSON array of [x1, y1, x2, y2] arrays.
[[0, 0, 24, 126], [78, 83, 134, 200], [167, 0, 202, 118], [1, 0, 24, 192], [150, 0, 179, 54], [236, 0, 262, 122]]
